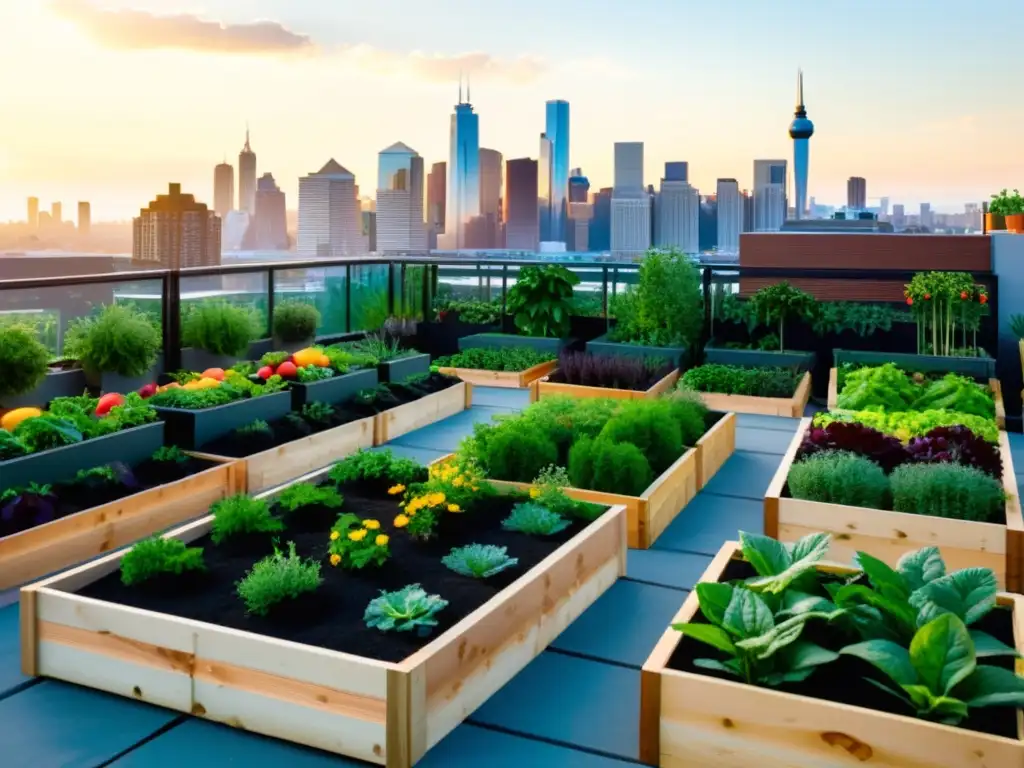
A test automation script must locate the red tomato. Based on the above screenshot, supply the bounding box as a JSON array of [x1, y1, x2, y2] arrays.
[[200, 367, 225, 381], [276, 361, 298, 378], [257, 365, 274, 380], [95, 392, 125, 416]]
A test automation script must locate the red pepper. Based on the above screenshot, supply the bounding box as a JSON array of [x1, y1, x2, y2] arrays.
[[906, 297, 914, 306]]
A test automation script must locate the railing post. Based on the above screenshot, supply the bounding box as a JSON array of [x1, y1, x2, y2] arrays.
[[389, 262, 397, 319], [345, 264, 353, 333], [602, 266, 609, 330], [266, 268, 275, 339], [700, 267, 713, 359], [164, 269, 182, 373], [501, 265, 508, 319]]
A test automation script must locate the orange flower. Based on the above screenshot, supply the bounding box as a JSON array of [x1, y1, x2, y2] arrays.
[[394, 514, 410, 528], [329, 553, 341, 566]]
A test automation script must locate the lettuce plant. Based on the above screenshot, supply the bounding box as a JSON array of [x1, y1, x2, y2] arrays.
[[364, 584, 448, 635], [442, 544, 518, 579], [501, 502, 571, 536]]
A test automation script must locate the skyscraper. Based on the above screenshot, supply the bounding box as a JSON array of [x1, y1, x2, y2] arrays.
[[504, 158, 539, 251], [664, 162, 688, 183], [753, 159, 787, 231], [27, 197, 38, 229], [376, 142, 427, 253], [479, 148, 503, 247], [214, 161, 234, 219], [426, 161, 446, 247], [51, 202, 62, 225], [77, 202, 91, 236], [716, 179, 743, 254], [847, 177, 867, 209], [545, 99, 570, 243], [538, 133, 553, 241], [892, 204, 906, 229], [442, 79, 480, 250], [788, 69, 814, 220], [920, 203, 933, 230], [590, 188, 612, 252], [247, 173, 287, 250], [132, 183, 221, 268], [238, 128, 257, 216], [297, 159, 367, 258], [568, 168, 590, 203], [611, 142, 650, 256], [656, 175, 699, 254]]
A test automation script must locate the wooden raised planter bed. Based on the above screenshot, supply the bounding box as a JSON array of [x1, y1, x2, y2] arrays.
[[639, 541, 1024, 767], [827, 367, 1007, 429], [694, 370, 811, 418], [0, 455, 244, 590], [449, 412, 736, 549], [193, 415, 376, 494], [536, 369, 680, 402], [374, 381, 471, 445], [436, 360, 556, 391], [764, 417, 1024, 591], [19, 480, 627, 768]]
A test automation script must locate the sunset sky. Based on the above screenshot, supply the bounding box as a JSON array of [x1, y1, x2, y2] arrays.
[[1, 0, 1021, 221]]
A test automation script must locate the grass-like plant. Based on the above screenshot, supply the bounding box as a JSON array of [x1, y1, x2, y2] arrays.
[[364, 584, 448, 634], [442, 543, 518, 579], [120, 535, 205, 586], [788, 450, 889, 510], [277, 482, 342, 513], [890, 462, 1005, 523], [236, 541, 323, 616], [502, 502, 571, 536], [181, 301, 259, 356], [554, 350, 671, 390], [272, 301, 320, 344], [0, 324, 50, 401], [209, 494, 284, 544], [64, 304, 160, 377]]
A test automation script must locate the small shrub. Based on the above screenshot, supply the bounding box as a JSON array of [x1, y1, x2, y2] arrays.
[[210, 494, 284, 545], [236, 541, 323, 616], [65, 304, 160, 377], [505, 265, 579, 338], [328, 449, 426, 488], [260, 350, 290, 367], [181, 301, 258, 356], [272, 301, 320, 344], [599, 399, 683, 475], [277, 483, 342, 513], [479, 419, 559, 483], [152, 445, 189, 464], [364, 584, 448, 634], [296, 365, 335, 383], [890, 463, 1005, 523], [554, 351, 671, 390], [120, 536, 205, 586], [442, 544, 519, 579], [327, 513, 391, 569], [666, 389, 709, 446], [502, 502, 571, 535], [568, 435, 654, 495], [0, 324, 50, 400], [787, 451, 889, 509]]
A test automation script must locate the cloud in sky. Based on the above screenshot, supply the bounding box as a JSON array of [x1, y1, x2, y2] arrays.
[[50, 1, 547, 82]]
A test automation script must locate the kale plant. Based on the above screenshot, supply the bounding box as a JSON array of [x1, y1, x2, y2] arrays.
[[364, 584, 448, 635], [442, 544, 519, 579]]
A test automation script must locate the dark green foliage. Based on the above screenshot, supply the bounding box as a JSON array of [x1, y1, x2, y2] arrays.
[[13, 415, 83, 453], [501, 502, 571, 536], [209, 494, 284, 544], [106, 393, 159, 429], [890, 463, 1005, 523], [787, 451, 889, 509], [328, 449, 426, 487], [598, 399, 682, 476], [236, 419, 272, 438], [296, 365, 335, 383], [681, 364, 801, 398], [181, 301, 259, 356], [152, 445, 189, 464], [301, 401, 335, 427], [479, 419, 559, 483], [64, 304, 160, 377], [0, 430, 27, 460], [442, 544, 519, 579], [609, 248, 702, 347], [434, 346, 553, 372], [277, 482, 343, 512], [236, 541, 323, 616], [120, 536, 205, 586], [505, 265, 579, 338], [666, 389, 710, 446], [260, 351, 291, 367], [568, 435, 653, 495], [0, 324, 50, 400], [433, 296, 501, 324], [272, 301, 320, 343], [748, 282, 817, 352]]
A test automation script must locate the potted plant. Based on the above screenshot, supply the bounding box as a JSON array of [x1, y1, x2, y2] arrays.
[[64, 304, 162, 394], [419, 295, 503, 356], [0, 323, 87, 410], [987, 189, 1010, 231], [272, 300, 320, 351], [588, 248, 701, 366], [459, 265, 579, 356], [180, 301, 261, 372], [337, 332, 431, 383], [1004, 188, 1024, 233]]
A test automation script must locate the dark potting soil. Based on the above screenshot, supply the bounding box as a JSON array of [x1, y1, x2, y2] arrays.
[[667, 559, 1018, 740], [200, 410, 359, 458], [0, 457, 218, 538], [79, 486, 596, 663]]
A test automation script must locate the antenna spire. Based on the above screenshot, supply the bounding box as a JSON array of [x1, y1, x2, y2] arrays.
[[796, 68, 804, 108], [467, 73, 471, 103], [243, 121, 251, 152], [458, 71, 463, 104]]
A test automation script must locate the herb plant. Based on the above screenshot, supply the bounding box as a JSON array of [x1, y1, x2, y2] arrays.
[[364, 584, 448, 635], [787, 450, 889, 509], [272, 301, 320, 344], [553, 351, 672, 390], [530, 464, 605, 521], [14, 415, 83, 453], [433, 296, 502, 325], [0, 482, 58, 533], [0, 324, 50, 401], [502, 502, 571, 536], [609, 248, 702, 348], [890, 463, 1005, 523], [120, 536, 205, 586], [64, 304, 160, 377], [152, 445, 189, 464], [0, 430, 28, 460], [301, 401, 336, 427], [296, 365, 335, 383], [209, 494, 284, 544], [815, 409, 999, 445], [680, 364, 801, 398], [236, 419, 272, 438], [327, 513, 390, 569], [505, 265, 579, 338], [236, 541, 323, 616], [434, 346, 553, 372], [277, 482, 343, 513], [442, 544, 519, 579], [181, 301, 259, 356], [328, 449, 426, 488]]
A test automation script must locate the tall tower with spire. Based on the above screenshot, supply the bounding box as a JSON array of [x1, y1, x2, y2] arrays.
[[788, 69, 814, 220], [238, 126, 257, 216], [441, 75, 480, 249]]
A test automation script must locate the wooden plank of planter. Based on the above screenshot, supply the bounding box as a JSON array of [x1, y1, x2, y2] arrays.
[[0, 454, 244, 591], [640, 542, 1024, 767], [20, 497, 627, 767], [694, 371, 811, 418], [764, 417, 1024, 591], [192, 415, 376, 495], [536, 369, 681, 402], [436, 360, 556, 389], [374, 382, 471, 446]]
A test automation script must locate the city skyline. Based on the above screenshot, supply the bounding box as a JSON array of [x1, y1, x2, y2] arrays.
[[2, 1, 1022, 221]]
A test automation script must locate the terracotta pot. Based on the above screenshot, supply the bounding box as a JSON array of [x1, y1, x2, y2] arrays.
[[1005, 213, 1024, 233], [986, 212, 1006, 231]]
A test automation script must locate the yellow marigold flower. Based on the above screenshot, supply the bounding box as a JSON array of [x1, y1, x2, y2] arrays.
[[429, 492, 446, 506], [452, 476, 464, 487], [329, 553, 341, 566], [348, 528, 368, 542], [375, 534, 390, 547], [394, 514, 410, 528], [387, 484, 406, 495], [330, 530, 340, 541], [363, 519, 381, 530], [407, 509, 417, 516], [447, 503, 461, 513], [529, 487, 540, 499]]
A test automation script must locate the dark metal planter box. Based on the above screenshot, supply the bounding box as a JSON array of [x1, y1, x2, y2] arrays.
[[289, 368, 379, 410], [834, 349, 996, 380], [378, 353, 431, 383], [0, 421, 165, 495], [179, 349, 240, 374], [84, 354, 165, 396], [0, 368, 88, 409], [704, 347, 816, 371], [153, 391, 293, 450], [586, 334, 687, 366], [458, 333, 569, 355]]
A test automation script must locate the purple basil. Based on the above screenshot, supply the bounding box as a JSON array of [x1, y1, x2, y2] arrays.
[[907, 425, 1003, 479], [0, 487, 58, 535], [552, 351, 673, 391], [798, 422, 908, 474]]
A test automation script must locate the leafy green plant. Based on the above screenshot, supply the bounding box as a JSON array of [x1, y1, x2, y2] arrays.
[[0, 324, 50, 400], [272, 301, 320, 344], [181, 301, 259, 356], [14, 415, 83, 453], [209, 494, 284, 545], [277, 483, 343, 513], [64, 304, 160, 377], [1009, 314, 1024, 341], [433, 296, 502, 324], [434, 347, 553, 372], [364, 584, 448, 634], [502, 502, 571, 536], [505, 265, 579, 338], [911, 374, 995, 419], [479, 417, 560, 484], [296, 365, 335, 383], [837, 363, 918, 412], [120, 536, 205, 586], [236, 419, 272, 438], [72, 464, 119, 485], [890, 463, 1006, 523], [748, 282, 817, 352], [328, 449, 426, 487], [328, 513, 391, 569], [236, 541, 323, 616], [442, 544, 519, 579], [680, 364, 801, 398], [788, 451, 889, 509], [0, 429, 28, 460], [107, 393, 159, 429], [152, 445, 188, 464], [609, 248, 702, 348], [989, 188, 1022, 216], [301, 401, 335, 427], [260, 351, 291, 367], [815, 409, 1000, 444]]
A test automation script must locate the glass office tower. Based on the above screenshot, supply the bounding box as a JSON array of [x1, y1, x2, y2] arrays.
[[445, 97, 480, 249], [544, 99, 570, 243]]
